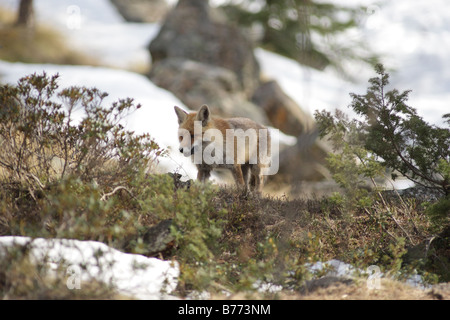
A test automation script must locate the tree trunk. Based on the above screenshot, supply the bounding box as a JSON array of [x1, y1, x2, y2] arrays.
[[16, 0, 34, 28]]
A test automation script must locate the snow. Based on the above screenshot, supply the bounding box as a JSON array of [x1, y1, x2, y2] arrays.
[[256, 0, 450, 127], [0, 0, 448, 149], [308, 259, 358, 278], [0, 236, 179, 299], [0, 0, 448, 126], [253, 259, 428, 295], [307, 259, 428, 289], [0, 60, 199, 179], [357, 0, 450, 126], [256, 48, 356, 118], [0, 0, 160, 69], [0, 0, 448, 298]]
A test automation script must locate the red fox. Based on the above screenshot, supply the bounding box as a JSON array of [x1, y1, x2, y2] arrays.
[[174, 105, 271, 193]]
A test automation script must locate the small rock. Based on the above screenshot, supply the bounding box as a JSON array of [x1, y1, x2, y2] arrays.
[[142, 219, 175, 257], [299, 276, 353, 294], [168, 172, 192, 191]]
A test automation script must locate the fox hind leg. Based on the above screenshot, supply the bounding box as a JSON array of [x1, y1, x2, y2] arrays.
[[241, 163, 251, 190], [231, 164, 246, 189], [249, 164, 263, 194]]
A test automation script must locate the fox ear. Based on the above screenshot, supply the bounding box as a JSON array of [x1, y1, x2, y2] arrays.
[[196, 104, 210, 126], [174, 106, 187, 125]]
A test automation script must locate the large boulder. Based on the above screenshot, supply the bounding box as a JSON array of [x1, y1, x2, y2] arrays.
[[251, 80, 331, 184], [147, 0, 332, 188], [148, 0, 260, 96], [252, 80, 315, 137], [149, 58, 268, 124], [266, 129, 332, 193]]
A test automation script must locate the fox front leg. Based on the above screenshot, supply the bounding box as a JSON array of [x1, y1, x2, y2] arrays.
[[196, 165, 211, 182], [249, 164, 263, 194], [231, 165, 246, 189]]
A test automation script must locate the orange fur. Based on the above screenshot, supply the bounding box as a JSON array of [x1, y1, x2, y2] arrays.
[[174, 105, 271, 193]]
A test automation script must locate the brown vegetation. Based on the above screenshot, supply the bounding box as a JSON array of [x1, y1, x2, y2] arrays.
[[0, 7, 95, 65]]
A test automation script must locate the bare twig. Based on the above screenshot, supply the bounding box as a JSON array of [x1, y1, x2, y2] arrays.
[[385, 209, 415, 245], [26, 172, 45, 189], [363, 207, 397, 241], [100, 186, 135, 201]]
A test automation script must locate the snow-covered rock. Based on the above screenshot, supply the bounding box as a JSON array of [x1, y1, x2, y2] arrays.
[[307, 259, 428, 290], [0, 236, 179, 299], [308, 259, 358, 278]]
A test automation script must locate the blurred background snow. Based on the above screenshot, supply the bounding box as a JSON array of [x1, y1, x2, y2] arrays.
[[1, 0, 449, 121], [0, 0, 449, 179], [0, 0, 447, 298]]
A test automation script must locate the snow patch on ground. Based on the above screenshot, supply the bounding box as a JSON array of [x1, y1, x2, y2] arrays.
[[307, 259, 428, 289], [0, 60, 198, 179], [252, 259, 428, 296], [0, 0, 159, 70], [0, 236, 179, 299], [1, 0, 449, 126]]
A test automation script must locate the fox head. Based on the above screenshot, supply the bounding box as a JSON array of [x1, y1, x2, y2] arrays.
[[174, 105, 211, 157]]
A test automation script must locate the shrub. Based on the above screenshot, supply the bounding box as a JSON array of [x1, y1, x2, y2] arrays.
[[314, 64, 449, 282], [169, 181, 228, 294], [0, 72, 164, 241], [314, 109, 386, 207], [0, 73, 235, 295], [318, 64, 449, 196], [0, 73, 163, 188], [0, 242, 116, 299], [315, 64, 449, 225], [1, 71, 447, 298]]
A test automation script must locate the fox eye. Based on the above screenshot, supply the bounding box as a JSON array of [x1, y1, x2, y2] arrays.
[[179, 133, 194, 141]]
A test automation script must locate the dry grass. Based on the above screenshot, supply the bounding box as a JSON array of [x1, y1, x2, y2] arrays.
[[0, 70, 447, 299], [210, 187, 449, 295], [296, 279, 449, 300], [0, 7, 97, 65], [0, 246, 124, 300], [214, 279, 450, 300]]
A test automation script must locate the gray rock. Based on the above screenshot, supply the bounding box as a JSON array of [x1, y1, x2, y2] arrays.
[[269, 129, 331, 183], [299, 276, 353, 294], [149, 58, 268, 124], [252, 80, 314, 137], [148, 0, 260, 96], [142, 219, 175, 256]]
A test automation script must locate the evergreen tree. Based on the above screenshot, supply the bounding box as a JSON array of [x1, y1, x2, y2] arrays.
[[221, 0, 378, 75], [316, 64, 450, 196], [16, 0, 34, 29]]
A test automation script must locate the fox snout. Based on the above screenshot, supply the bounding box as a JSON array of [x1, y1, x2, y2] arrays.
[[174, 104, 276, 193], [179, 146, 197, 156]]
